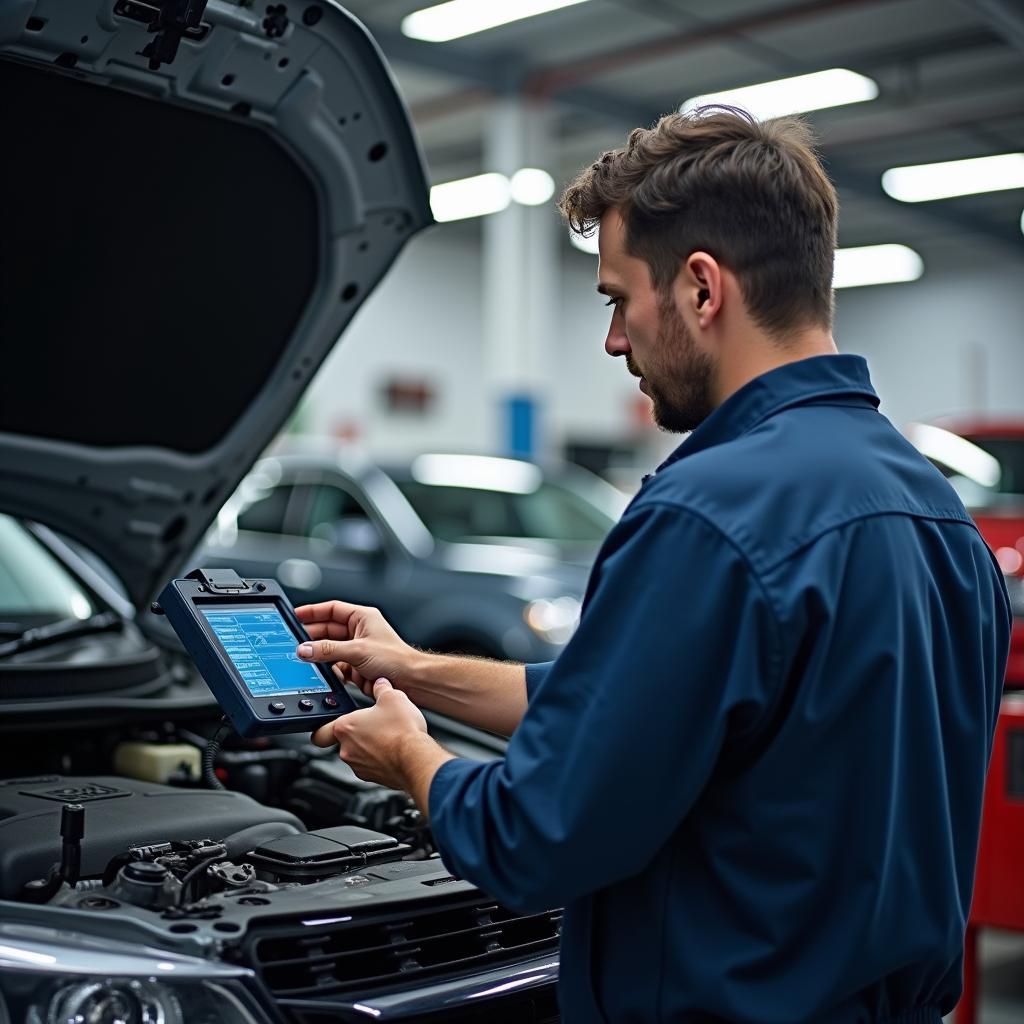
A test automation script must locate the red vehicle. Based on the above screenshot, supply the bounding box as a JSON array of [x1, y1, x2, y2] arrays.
[[905, 419, 1024, 688]]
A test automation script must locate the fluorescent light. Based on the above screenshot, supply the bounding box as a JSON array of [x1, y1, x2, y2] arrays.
[[682, 68, 878, 121], [832, 244, 923, 289], [411, 454, 542, 494], [905, 424, 1002, 488], [569, 228, 600, 254], [430, 172, 510, 222], [882, 153, 1024, 202], [403, 0, 592, 42], [510, 168, 555, 206], [571, 234, 922, 288]]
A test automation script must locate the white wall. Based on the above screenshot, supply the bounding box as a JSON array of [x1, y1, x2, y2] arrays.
[[300, 225, 1024, 461], [301, 228, 489, 458], [833, 263, 1024, 429]]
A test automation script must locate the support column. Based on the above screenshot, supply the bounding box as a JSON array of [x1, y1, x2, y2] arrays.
[[482, 96, 560, 461]]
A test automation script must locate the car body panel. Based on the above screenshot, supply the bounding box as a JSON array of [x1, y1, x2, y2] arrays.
[[0, 0, 432, 610]]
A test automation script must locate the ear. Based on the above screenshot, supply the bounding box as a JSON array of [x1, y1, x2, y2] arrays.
[[673, 251, 723, 328]]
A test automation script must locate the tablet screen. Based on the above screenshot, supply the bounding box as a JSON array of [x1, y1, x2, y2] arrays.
[[200, 603, 330, 699]]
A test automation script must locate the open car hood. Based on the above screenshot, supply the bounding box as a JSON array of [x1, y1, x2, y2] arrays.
[[0, 0, 432, 610]]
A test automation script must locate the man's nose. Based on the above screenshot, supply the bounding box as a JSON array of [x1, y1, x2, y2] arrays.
[[604, 316, 630, 358]]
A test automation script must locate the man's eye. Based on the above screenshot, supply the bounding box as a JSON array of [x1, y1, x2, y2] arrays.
[[604, 296, 622, 309]]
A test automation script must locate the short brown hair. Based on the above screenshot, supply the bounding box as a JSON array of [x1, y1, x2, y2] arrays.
[[559, 106, 838, 335]]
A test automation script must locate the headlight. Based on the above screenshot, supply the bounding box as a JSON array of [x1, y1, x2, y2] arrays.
[[524, 597, 581, 645], [0, 923, 267, 1024]]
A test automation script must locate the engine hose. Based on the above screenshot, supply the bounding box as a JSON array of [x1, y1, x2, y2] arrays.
[[203, 718, 232, 791], [177, 852, 225, 906]]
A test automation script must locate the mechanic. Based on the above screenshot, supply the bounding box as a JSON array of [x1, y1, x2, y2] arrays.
[[297, 107, 1011, 1023]]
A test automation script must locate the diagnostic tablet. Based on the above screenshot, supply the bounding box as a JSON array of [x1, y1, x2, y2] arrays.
[[157, 568, 356, 737]]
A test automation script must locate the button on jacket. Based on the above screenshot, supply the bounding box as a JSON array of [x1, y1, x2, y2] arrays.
[[429, 355, 1011, 1024]]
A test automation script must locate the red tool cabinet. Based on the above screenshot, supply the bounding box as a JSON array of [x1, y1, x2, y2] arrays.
[[956, 694, 1024, 1023]]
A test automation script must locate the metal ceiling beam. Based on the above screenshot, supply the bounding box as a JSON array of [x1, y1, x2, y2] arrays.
[[525, 0, 887, 96], [373, 22, 1022, 253], [958, 0, 1024, 55]]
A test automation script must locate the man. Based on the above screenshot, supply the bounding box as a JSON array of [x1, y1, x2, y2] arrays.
[[296, 107, 1010, 1022]]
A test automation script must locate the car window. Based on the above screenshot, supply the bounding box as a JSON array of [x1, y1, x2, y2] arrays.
[[303, 484, 384, 553], [0, 515, 97, 628], [965, 437, 1024, 498], [396, 480, 615, 543], [236, 484, 295, 534]]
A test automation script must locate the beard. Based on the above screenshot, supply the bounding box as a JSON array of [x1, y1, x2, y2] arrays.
[[629, 298, 716, 434]]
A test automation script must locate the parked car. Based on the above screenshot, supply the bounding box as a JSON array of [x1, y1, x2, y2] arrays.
[[0, 5, 561, 1022], [199, 450, 625, 662], [906, 420, 1024, 687]]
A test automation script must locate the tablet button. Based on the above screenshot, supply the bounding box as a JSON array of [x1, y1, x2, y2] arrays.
[[322, 696, 339, 709], [269, 701, 286, 715], [298, 698, 315, 711]]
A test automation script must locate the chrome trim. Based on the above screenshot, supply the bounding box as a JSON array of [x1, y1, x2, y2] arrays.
[[0, 923, 252, 981], [335, 955, 559, 1019]]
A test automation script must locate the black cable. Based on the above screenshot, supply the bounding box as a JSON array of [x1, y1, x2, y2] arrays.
[[202, 717, 232, 791], [177, 851, 224, 906]]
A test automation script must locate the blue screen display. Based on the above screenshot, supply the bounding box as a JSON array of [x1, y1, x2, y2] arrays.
[[201, 604, 330, 699]]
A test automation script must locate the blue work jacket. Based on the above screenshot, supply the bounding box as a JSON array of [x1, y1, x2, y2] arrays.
[[429, 354, 1011, 1023]]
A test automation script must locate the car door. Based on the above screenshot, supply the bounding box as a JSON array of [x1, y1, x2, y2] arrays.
[[281, 473, 414, 626]]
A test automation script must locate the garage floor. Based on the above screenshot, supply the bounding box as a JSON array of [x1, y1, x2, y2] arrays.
[[960, 931, 1024, 1024]]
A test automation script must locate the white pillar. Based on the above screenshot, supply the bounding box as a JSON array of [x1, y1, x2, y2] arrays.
[[482, 96, 560, 460]]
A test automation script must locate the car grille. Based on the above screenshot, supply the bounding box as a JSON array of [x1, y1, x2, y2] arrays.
[[243, 896, 561, 1001]]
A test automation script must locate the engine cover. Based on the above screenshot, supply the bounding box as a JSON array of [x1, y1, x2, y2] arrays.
[[0, 775, 302, 899]]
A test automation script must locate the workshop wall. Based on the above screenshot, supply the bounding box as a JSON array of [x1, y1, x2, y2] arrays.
[[302, 231, 489, 458], [833, 262, 1024, 430], [303, 231, 1024, 463]]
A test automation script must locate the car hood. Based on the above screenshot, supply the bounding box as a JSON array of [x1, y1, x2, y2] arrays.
[[0, 0, 431, 610]]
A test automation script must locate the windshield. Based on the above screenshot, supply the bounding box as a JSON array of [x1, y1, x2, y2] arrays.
[[395, 479, 617, 544], [965, 436, 1024, 500], [0, 515, 97, 632], [944, 436, 1024, 511], [907, 425, 1024, 511]]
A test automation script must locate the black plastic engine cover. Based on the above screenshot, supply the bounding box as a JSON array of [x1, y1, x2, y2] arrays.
[[0, 776, 303, 899], [246, 825, 407, 883]]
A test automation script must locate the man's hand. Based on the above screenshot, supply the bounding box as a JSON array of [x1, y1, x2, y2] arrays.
[[296, 596, 531, 737], [311, 678, 454, 810], [295, 601, 420, 697]]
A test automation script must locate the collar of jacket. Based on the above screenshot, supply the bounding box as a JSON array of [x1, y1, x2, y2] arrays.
[[652, 353, 881, 476]]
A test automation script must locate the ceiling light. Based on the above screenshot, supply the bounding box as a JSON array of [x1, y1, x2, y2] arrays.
[[510, 168, 555, 206], [430, 172, 510, 222], [832, 244, 923, 289], [882, 153, 1024, 202], [681, 68, 878, 121], [403, 0, 592, 42], [569, 228, 600, 255]]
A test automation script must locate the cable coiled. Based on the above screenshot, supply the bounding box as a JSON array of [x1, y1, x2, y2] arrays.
[[202, 718, 232, 791]]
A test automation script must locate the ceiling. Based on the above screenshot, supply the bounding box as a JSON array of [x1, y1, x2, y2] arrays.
[[342, 0, 1024, 269]]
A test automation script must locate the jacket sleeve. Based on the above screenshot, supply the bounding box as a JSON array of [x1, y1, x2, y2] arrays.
[[429, 502, 782, 912], [524, 661, 554, 701]]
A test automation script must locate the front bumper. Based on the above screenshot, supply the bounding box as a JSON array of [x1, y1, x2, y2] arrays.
[[277, 954, 560, 1021]]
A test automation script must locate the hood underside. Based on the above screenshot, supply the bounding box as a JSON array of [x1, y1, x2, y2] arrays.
[[0, 0, 432, 609]]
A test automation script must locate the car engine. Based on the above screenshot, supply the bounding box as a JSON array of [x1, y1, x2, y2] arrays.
[[0, 726, 561, 1023]]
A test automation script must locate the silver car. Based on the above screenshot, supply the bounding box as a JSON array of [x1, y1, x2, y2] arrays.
[[201, 450, 625, 662]]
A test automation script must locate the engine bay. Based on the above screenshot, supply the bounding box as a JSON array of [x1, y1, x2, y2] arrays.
[[0, 720, 563, 1017]]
